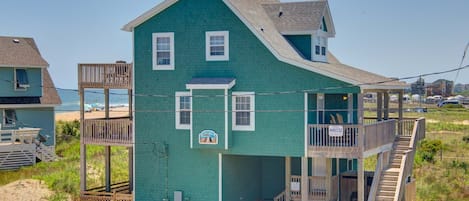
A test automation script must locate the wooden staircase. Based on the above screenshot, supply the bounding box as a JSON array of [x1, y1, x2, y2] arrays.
[[35, 142, 59, 162], [375, 136, 411, 200]]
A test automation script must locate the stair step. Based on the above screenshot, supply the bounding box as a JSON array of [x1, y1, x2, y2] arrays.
[[379, 185, 396, 192], [376, 195, 394, 201], [377, 190, 395, 197]]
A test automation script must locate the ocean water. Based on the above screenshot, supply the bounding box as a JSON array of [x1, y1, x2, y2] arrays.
[[56, 89, 130, 113]]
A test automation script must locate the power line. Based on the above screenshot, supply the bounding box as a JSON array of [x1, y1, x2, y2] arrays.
[[2, 64, 469, 99]]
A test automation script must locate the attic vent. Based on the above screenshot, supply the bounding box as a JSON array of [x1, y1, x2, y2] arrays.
[[12, 39, 20, 43]]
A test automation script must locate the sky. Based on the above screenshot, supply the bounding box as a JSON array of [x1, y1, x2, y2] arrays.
[[0, 0, 468, 89]]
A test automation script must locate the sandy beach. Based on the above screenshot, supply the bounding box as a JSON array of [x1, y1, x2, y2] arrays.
[[55, 106, 130, 121]]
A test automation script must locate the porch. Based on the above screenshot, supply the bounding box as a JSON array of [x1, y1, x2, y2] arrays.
[[78, 63, 132, 89], [307, 118, 415, 158], [0, 128, 41, 145], [82, 117, 133, 146]]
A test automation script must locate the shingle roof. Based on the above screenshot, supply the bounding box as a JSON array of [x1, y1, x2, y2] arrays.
[[224, 0, 407, 90], [123, 0, 408, 90], [262, 1, 327, 33], [0, 36, 49, 67], [40, 68, 61, 105]]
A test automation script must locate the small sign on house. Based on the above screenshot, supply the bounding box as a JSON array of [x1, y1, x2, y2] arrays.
[[328, 125, 344, 137], [198, 130, 218, 145]]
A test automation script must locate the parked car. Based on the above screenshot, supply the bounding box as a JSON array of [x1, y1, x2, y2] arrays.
[[437, 100, 460, 107]]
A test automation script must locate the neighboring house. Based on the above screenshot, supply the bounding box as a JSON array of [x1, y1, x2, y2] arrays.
[[79, 0, 425, 201], [426, 79, 454, 97], [0, 36, 61, 170]]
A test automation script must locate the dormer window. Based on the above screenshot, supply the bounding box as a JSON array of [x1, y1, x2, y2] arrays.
[[312, 36, 328, 62]]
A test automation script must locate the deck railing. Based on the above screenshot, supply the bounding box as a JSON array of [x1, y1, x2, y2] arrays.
[[287, 175, 337, 201], [82, 118, 132, 146], [0, 128, 41, 144], [308, 118, 417, 157], [308, 124, 360, 147], [78, 63, 132, 89], [363, 119, 396, 151]]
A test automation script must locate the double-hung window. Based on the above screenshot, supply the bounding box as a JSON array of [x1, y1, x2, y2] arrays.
[[206, 31, 229, 61], [175, 92, 191, 130], [15, 69, 29, 90], [232, 92, 255, 131], [153, 32, 174, 70], [3, 109, 17, 127]]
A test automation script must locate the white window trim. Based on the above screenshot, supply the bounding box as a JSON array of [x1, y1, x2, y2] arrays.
[[14, 68, 29, 91], [175, 91, 191, 130], [206, 31, 229, 61], [2, 109, 16, 128], [152, 32, 175, 70], [232, 92, 255, 131]]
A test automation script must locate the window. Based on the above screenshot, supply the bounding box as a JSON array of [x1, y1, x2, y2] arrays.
[[321, 46, 326, 56], [206, 31, 229, 61], [175, 92, 191, 129], [152, 32, 174, 70], [3, 109, 17, 127], [232, 92, 255, 131], [14, 69, 29, 90], [315, 45, 320, 55]]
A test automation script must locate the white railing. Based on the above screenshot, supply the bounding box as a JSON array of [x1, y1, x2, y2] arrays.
[[273, 190, 286, 201], [0, 128, 41, 144], [308, 124, 360, 147], [308, 120, 399, 156], [78, 63, 132, 89], [82, 118, 133, 146]]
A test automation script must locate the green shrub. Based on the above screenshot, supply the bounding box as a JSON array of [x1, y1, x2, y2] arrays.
[[418, 139, 443, 163], [55, 120, 80, 143], [463, 135, 469, 143]]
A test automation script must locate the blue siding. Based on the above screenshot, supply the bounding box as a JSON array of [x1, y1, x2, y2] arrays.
[[0, 67, 42, 97]]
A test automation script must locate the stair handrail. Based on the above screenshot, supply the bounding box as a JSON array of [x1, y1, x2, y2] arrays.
[[394, 117, 425, 201], [367, 153, 383, 201], [273, 190, 286, 201]]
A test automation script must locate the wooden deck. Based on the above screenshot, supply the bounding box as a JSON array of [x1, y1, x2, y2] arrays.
[[81, 181, 132, 201], [78, 63, 132, 89], [0, 128, 41, 145], [307, 119, 415, 158], [82, 118, 132, 146]]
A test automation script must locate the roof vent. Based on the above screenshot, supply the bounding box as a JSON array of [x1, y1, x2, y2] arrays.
[[116, 60, 127, 64], [12, 39, 20, 43]]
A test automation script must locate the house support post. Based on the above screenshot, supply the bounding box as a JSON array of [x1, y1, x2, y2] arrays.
[[357, 157, 365, 201], [398, 90, 404, 135], [105, 146, 111, 192], [377, 92, 383, 121], [285, 157, 291, 201], [79, 87, 86, 191], [129, 147, 134, 192], [128, 89, 133, 119], [326, 158, 332, 201], [301, 157, 309, 201], [384, 92, 389, 120]]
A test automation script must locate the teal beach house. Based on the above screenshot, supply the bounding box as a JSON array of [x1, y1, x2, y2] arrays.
[[0, 36, 61, 170], [79, 0, 426, 200]]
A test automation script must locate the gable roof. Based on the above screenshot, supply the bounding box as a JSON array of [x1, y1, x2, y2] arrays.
[[123, 0, 407, 90], [262, 1, 335, 36], [40, 68, 61, 105], [0, 36, 49, 68]]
